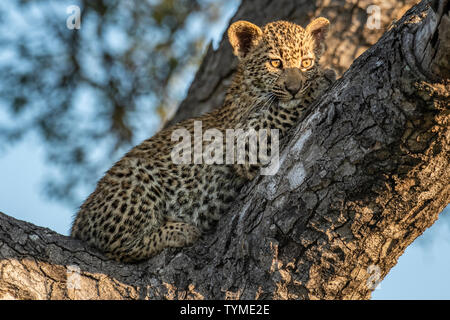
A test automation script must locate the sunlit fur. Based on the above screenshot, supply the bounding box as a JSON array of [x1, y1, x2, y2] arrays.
[[230, 20, 329, 112]]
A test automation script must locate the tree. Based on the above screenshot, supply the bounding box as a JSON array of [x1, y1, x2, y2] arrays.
[[0, 0, 448, 299]]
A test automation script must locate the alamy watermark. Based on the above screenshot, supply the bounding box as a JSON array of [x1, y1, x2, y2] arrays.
[[366, 264, 382, 290], [66, 5, 81, 30], [366, 5, 381, 30], [67, 264, 81, 290], [171, 121, 280, 176]]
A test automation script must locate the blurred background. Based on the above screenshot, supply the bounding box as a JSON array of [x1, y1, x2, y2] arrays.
[[0, 0, 448, 299]]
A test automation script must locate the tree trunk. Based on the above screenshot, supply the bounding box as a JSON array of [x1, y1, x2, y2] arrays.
[[0, 0, 448, 300]]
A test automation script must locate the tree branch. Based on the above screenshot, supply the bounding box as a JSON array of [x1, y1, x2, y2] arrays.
[[1, 0, 448, 300]]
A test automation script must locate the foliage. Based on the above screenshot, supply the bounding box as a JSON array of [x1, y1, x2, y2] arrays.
[[0, 0, 234, 204]]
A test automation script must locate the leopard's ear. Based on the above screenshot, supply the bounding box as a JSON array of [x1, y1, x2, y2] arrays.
[[306, 17, 330, 54], [228, 21, 263, 59]]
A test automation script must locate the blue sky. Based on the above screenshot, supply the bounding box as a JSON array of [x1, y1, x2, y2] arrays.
[[0, 0, 448, 300]]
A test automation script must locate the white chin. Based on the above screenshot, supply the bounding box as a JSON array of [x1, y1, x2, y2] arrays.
[[279, 99, 302, 109]]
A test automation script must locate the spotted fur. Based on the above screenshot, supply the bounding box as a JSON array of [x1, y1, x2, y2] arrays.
[[71, 19, 336, 262]]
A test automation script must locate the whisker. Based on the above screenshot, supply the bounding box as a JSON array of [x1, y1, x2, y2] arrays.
[[298, 84, 310, 96], [260, 93, 275, 111], [271, 90, 289, 97]]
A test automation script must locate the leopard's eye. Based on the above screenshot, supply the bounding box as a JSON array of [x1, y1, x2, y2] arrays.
[[270, 59, 282, 68], [301, 58, 313, 69]]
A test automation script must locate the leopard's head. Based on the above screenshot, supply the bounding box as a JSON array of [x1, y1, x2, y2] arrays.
[[228, 18, 329, 108]]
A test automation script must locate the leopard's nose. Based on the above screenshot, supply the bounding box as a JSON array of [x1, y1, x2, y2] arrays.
[[284, 68, 304, 97], [285, 82, 302, 96]]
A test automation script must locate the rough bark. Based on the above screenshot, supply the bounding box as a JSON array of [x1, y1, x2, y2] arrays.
[[0, 0, 449, 300]]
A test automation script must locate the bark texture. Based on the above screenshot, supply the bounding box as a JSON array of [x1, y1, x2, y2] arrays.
[[0, 0, 449, 300]]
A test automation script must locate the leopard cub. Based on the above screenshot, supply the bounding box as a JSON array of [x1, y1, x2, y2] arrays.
[[71, 18, 336, 262]]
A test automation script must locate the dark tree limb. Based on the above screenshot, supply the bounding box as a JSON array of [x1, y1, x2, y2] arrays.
[[0, 0, 449, 300]]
